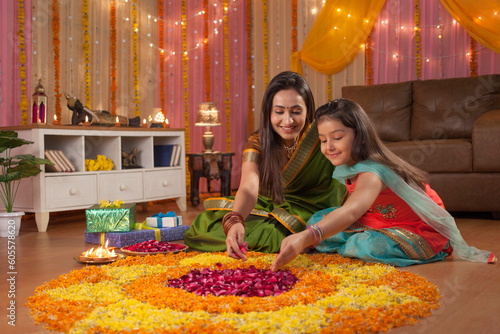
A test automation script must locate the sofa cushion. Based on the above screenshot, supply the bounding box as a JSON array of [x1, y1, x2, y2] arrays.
[[412, 74, 500, 140], [342, 81, 412, 141], [385, 139, 472, 173]]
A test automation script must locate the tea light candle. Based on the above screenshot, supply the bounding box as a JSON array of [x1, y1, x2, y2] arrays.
[[142, 118, 147, 128], [115, 116, 121, 127], [53, 114, 61, 125], [165, 118, 170, 128], [84, 115, 90, 126]]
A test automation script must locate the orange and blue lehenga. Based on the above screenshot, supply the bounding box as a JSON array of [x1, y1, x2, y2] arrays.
[[184, 123, 345, 253], [308, 161, 495, 266]]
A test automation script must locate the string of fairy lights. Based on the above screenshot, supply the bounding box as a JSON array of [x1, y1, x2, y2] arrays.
[[22, 0, 498, 125]]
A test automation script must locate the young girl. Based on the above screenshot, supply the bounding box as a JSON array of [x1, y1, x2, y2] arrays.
[[271, 98, 495, 270]]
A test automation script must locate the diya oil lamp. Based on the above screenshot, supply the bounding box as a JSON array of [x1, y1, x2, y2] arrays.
[[79, 240, 118, 262]]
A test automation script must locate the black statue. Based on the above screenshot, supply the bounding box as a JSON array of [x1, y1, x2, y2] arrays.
[[64, 93, 140, 127]]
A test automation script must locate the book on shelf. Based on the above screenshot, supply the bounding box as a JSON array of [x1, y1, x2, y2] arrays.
[[170, 145, 178, 166], [44, 150, 75, 172], [173, 144, 182, 166]]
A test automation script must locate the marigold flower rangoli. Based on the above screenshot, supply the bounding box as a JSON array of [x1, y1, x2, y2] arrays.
[[26, 252, 441, 333]]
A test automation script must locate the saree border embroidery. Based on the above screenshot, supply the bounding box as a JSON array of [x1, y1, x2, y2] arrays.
[[282, 123, 318, 189], [203, 198, 305, 233]]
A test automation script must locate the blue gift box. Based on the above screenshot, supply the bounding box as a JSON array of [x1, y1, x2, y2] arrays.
[[84, 225, 189, 248]]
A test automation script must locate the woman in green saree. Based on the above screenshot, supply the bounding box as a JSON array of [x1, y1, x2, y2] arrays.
[[184, 71, 345, 259]]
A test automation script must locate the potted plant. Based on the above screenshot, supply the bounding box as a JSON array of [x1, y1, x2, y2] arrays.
[[0, 130, 53, 237]]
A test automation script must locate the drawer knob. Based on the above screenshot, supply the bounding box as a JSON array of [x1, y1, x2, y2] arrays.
[[163, 180, 169, 187], [69, 188, 78, 195], [120, 184, 127, 191]]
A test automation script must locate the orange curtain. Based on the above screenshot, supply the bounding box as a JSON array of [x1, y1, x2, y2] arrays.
[[291, 0, 385, 76], [440, 0, 500, 53]]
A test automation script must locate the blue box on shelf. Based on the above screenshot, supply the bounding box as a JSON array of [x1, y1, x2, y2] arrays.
[[154, 144, 175, 167]]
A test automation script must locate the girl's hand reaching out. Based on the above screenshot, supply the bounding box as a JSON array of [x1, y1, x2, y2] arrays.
[[270, 229, 314, 271]]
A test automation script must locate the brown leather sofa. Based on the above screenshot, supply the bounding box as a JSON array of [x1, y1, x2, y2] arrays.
[[342, 74, 500, 214]]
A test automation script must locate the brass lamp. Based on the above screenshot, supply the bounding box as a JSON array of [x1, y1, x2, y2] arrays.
[[195, 102, 221, 153]]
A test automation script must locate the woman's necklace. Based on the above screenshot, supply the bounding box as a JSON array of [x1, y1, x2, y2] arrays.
[[283, 139, 299, 159]]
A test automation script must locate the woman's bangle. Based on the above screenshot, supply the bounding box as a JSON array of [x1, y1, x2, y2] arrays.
[[222, 212, 245, 235]]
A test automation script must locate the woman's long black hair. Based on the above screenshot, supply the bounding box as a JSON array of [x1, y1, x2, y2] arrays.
[[259, 71, 315, 204]]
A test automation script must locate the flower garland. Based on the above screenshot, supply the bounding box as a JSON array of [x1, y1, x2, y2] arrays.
[[291, 0, 297, 54], [82, 0, 91, 108], [469, 36, 477, 77], [262, 0, 269, 88], [223, 1, 231, 152], [132, 0, 140, 117], [366, 29, 374, 85], [182, 0, 191, 194], [414, 0, 421, 80], [327, 76, 332, 101], [26, 252, 441, 333], [204, 0, 211, 102], [18, 0, 29, 125], [52, 0, 62, 123], [110, 0, 117, 115], [246, 0, 254, 134], [158, 0, 166, 117]]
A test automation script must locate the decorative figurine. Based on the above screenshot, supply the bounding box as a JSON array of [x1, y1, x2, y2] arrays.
[[122, 147, 140, 168], [64, 93, 140, 127]]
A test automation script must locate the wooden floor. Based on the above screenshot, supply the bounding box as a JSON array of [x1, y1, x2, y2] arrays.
[[1, 200, 499, 334]]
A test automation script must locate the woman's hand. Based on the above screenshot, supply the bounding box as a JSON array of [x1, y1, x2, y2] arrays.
[[270, 230, 313, 271], [225, 223, 248, 260]]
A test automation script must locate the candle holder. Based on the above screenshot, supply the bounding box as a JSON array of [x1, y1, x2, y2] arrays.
[[52, 115, 61, 126], [115, 116, 121, 127]]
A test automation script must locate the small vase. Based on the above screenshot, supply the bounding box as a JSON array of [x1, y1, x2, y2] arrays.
[[0, 212, 24, 237]]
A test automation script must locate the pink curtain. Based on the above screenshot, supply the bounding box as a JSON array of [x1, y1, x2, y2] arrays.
[[369, 0, 500, 84], [158, 0, 248, 190], [0, 1, 31, 127]]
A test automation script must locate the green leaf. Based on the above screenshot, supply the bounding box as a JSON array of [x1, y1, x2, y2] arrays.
[[0, 131, 34, 154]]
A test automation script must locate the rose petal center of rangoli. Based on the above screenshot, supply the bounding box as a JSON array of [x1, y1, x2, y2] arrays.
[[167, 264, 298, 297]]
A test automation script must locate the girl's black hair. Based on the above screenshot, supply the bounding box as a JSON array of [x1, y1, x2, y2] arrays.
[[315, 98, 428, 189]]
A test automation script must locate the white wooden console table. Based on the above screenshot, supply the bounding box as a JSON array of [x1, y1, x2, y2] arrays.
[[1, 125, 187, 232]]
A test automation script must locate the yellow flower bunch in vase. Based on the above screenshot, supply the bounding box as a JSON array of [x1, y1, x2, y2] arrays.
[[85, 155, 114, 171]]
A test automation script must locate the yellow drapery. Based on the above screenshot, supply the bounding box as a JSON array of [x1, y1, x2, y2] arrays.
[[291, 0, 385, 76], [440, 0, 500, 53]]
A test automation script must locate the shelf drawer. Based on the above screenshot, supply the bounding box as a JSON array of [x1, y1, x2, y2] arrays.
[[145, 169, 184, 199], [99, 172, 144, 201], [45, 175, 98, 209]]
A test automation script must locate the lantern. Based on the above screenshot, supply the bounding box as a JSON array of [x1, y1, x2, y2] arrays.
[[32, 79, 48, 124]]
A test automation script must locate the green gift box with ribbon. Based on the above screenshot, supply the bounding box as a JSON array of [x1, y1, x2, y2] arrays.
[[85, 203, 137, 233]]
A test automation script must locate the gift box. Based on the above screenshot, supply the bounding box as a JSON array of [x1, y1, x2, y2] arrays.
[[146, 212, 182, 228], [85, 225, 190, 248], [86, 203, 137, 233]]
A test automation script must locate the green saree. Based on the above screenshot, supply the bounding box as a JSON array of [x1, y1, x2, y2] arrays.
[[184, 123, 345, 253]]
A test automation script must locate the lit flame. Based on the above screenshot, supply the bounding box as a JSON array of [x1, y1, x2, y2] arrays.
[[82, 240, 116, 258]]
